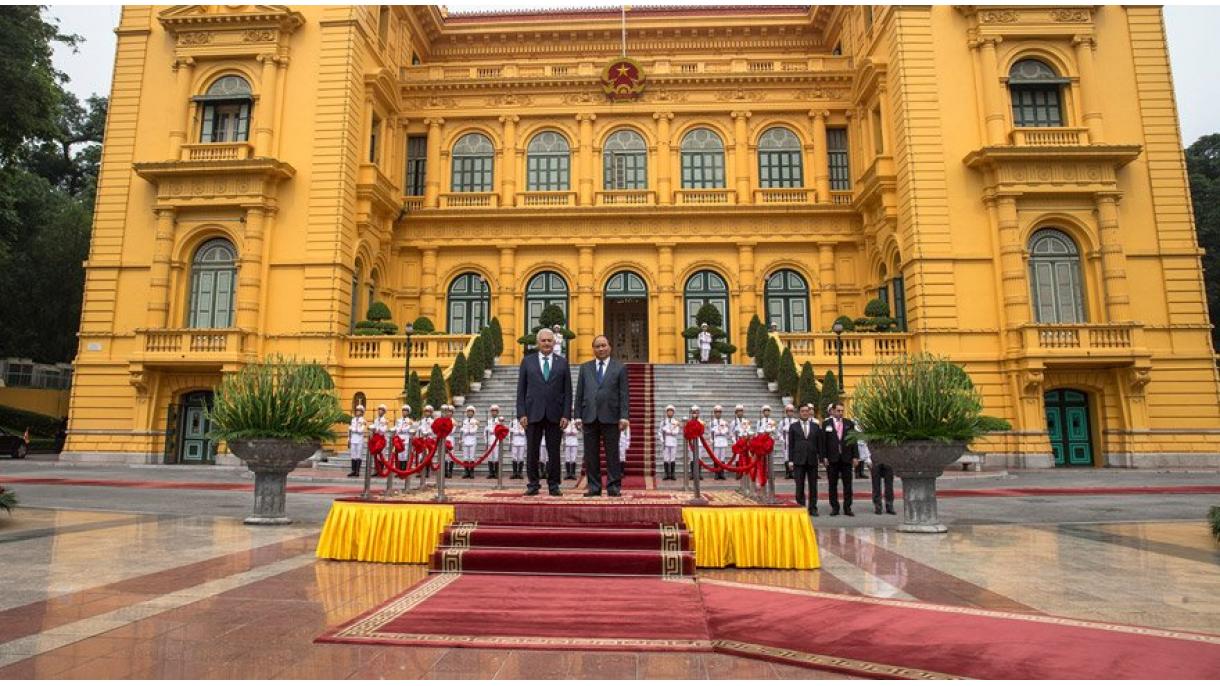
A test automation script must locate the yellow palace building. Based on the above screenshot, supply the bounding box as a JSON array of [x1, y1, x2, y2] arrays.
[[65, 5, 1220, 469]]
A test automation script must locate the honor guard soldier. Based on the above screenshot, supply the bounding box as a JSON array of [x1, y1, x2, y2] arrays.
[[553, 330, 565, 358], [417, 405, 435, 478], [509, 416, 527, 479], [619, 424, 631, 467], [485, 405, 506, 479], [778, 404, 797, 479], [697, 324, 713, 363], [758, 405, 779, 481], [370, 404, 390, 473], [688, 405, 702, 475], [657, 405, 680, 480], [346, 405, 367, 477], [459, 406, 479, 479], [711, 405, 731, 480], [395, 405, 414, 471], [562, 418, 581, 480], [731, 404, 749, 438], [440, 404, 457, 478]]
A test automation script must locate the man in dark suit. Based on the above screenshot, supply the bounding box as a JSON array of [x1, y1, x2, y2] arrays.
[[573, 334, 630, 497], [515, 327, 572, 496], [820, 401, 859, 516], [787, 403, 821, 516]]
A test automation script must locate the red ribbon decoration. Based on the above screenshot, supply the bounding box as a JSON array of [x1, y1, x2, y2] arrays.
[[681, 418, 770, 486], [368, 433, 386, 456], [447, 422, 510, 469]]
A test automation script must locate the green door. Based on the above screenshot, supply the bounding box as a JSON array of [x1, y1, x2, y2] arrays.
[[178, 391, 215, 465], [1044, 390, 1093, 467]]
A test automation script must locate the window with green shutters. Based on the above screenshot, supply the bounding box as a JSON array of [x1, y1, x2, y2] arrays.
[[680, 128, 726, 189], [188, 239, 237, 329], [757, 127, 804, 189]]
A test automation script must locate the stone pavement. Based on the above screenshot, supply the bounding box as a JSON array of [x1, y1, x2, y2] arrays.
[[0, 458, 1217, 678]]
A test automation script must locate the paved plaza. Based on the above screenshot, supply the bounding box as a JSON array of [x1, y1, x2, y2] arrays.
[[0, 460, 1217, 678]]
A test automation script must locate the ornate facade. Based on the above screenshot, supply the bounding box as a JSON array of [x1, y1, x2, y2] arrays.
[[65, 5, 1220, 468]]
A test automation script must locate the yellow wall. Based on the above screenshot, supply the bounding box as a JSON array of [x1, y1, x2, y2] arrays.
[[64, 5, 1220, 467], [0, 388, 70, 420]]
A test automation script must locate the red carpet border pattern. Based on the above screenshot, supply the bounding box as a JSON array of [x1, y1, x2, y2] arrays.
[[319, 573, 1220, 679]]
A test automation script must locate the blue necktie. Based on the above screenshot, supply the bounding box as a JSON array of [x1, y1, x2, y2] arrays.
[[542, 356, 551, 381], [597, 361, 604, 383]]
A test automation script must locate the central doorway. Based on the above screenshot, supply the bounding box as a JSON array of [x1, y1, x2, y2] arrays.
[[172, 390, 215, 465], [604, 271, 649, 362], [1044, 389, 1093, 467]]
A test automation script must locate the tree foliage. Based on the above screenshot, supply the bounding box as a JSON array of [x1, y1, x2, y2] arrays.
[[425, 364, 448, 408], [746, 314, 763, 358], [517, 304, 576, 347], [762, 336, 781, 382], [819, 371, 841, 416], [207, 356, 344, 442], [797, 362, 819, 409], [449, 352, 468, 397], [488, 317, 504, 357], [778, 347, 799, 398], [1186, 133, 1220, 351], [405, 371, 422, 418], [681, 303, 736, 362]]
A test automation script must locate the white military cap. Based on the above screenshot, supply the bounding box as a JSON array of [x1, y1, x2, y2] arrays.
[[734, 404, 744, 411], [465, 405, 476, 413], [489, 404, 500, 411], [665, 404, 676, 411], [401, 404, 411, 412], [377, 403, 387, 411], [713, 404, 723, 412], [354, 405, 365, 412], [761, 405, 772, 412], [423, 404, 434, 411], [690, 405, 700, 412]]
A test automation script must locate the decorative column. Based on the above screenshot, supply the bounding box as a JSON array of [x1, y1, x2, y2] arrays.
[[254, 207, 278, 350], [653, 112, 674, 205], [499, 114, 519, 207], [576, 114, 596, 205], [810, 110, 830, 203], [420, 248, 438, 320], [818, 243, 838, 325], [657, 244, 677, 362], [498, 247, 517, 363], [732, 111, 751, 203], [975, 37, 1008, 146], [168, 57, 195, 159], [1073, 35, 1105, 143], [423, 118, 444, 208], [1095, 192, 1132, 321], [236, 206, 266, 332], [738, 243, 757, 345], [576, 245, 595, 363], [254, 54, 280, 157], [995, 193, 1031, 349], [147, 208, 176, 328]]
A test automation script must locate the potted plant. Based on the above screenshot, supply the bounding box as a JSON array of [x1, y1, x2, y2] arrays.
[[208, 356, 344, 525], [778, 347, 799, 407], [852, 353, 1010, 533]]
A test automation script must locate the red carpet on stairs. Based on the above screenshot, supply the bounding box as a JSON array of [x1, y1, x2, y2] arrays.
[[440, 524, 690, 550], [319, 574, 1220, 679]]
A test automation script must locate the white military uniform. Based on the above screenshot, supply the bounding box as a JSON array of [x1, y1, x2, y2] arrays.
[[711, 416, 731, 460], [779, 412, 797, 466], [485, 413, 505, 465], [731, 413, 750, 440], [553, 331, 565, 358], [758, 414, 779, 476], [394, 415, 414, 466], [510, 418, 527, 476], [370, 412, 390, 464], [563, 420, 581, 466], [658, 415, 680, 465], [697, 329, 713, 362], [347, 414, 367, 476], [461, 415, 479, 461]]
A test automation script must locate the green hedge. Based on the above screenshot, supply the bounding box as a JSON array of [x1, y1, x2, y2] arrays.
[[0, 405, 60, 436]]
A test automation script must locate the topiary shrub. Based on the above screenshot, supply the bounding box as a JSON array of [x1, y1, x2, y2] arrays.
[[682, 303, 735, 363], [367, 301, 392, 321], [762, 337, 781, 383], [864, 298, 890, 318], [352, 320, 382, 336], [746, 315, 763, 358], [517, 304, 576, 348], [425, 364, 448, 408], [449, 352, 469, 397], [412, 316, 436, 334], [467, 335, 486, 382], [819, 371, 841, 416], [854, 299, 897, 332], [778, 347, 799, 398], [831, 315, 856, 332], [797, 362, 819, 409], [489, 317, 505, 358]]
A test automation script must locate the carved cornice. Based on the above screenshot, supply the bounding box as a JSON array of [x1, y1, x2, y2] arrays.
[[964, 144, 1142, 196], [158, 5, 304, 60], [958, 5, 1095, 37], [133, 158, 295, 209]]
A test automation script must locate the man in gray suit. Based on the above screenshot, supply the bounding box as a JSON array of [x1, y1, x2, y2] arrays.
[[573, 334, 630, 497]]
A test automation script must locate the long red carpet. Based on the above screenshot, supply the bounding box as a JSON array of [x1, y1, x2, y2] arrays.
[[319, 573, 1220, 679]]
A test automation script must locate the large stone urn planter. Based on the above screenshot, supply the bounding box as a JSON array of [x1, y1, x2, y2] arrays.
[[228, 439, 319, 525], [868, 440, 966, 533]]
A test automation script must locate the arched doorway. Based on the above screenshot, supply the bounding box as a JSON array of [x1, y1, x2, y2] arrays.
[[604, 271, 648, 362], [764, 269, 810, 332], [684, 270, 730, 362], [524, 271, 569, 351], [171, 391, 215, 465], [447, 272, 490, 334], [1044, 389, 1093, 467]]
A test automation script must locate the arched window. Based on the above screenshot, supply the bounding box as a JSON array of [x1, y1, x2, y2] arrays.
[[451, 132, 494, 192], [352, 392, 366, 413], [757, 127, 804, 189], [765, 269, 809, 332], [197, 75, 252, 143], [1009, 59, 1067, 128], [605, 271, 647, 299], [680, 128, 725, 189], [349, 259, 363, 333], [524, 271, 569, 337], [187, 239, 237, 328], [526, 131, 571, 191], [366, 270, 379, 321], [603, 129, 647, 190], [1028, 229, 1085, 324], [890, 260, 907, 332], [447, 272, 491, 335], [684, 270, 730, 360]]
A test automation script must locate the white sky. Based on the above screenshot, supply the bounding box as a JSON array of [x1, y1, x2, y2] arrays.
[[46, 4, 1220, 145]]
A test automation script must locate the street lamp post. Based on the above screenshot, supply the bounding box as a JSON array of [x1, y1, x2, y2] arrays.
[[832, 322, 845, 393], [401, 322, 415, 400]]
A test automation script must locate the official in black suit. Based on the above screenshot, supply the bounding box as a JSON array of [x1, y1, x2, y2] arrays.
[[515, 327, 572, 496], [787, 404, 821, 516], [573, 335, 630, 497], [820, 401, 859, 516]]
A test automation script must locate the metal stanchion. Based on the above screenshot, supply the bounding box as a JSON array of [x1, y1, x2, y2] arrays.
[[681, 440, 689, 491], [361, 442, 373, 500], [434, 443, 448, 503], [495, 449, 505, 490], [385, 456, 394, 497], [764, 451, 777, 504], [689, 441, 707, 505]]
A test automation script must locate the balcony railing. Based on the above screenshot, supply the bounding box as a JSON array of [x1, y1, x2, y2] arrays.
[[440, 192, 499, 209], [595, 189, 655, 206], [181, 143, 253, 162], [754, 188, 815, 204], [829, 190, 854, 206], [345, 334, 474, 363], [403, 196, 424, 211], [1011, 127, 1089, 147], [1021, 323, 1141, 355], [138, 328, 248, 359], [518, 191, 577, 207], [675, 189, 736, 205], [777, 333, 912, 362]]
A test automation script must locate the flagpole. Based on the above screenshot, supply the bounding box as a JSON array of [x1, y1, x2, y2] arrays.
[[621, 5, 628, 57]]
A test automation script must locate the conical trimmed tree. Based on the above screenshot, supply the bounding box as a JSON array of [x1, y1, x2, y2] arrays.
[[746, 314, 763, 358], [797, 362, 818, 409], [489, 317, 505, 358], [819, 370, 841, 417], [405, 371, 422, 418], [449, 352, 469, 398], [778, 347, 799, 399], [762, 336, 781, 383], [426, 364, 448, 409]]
